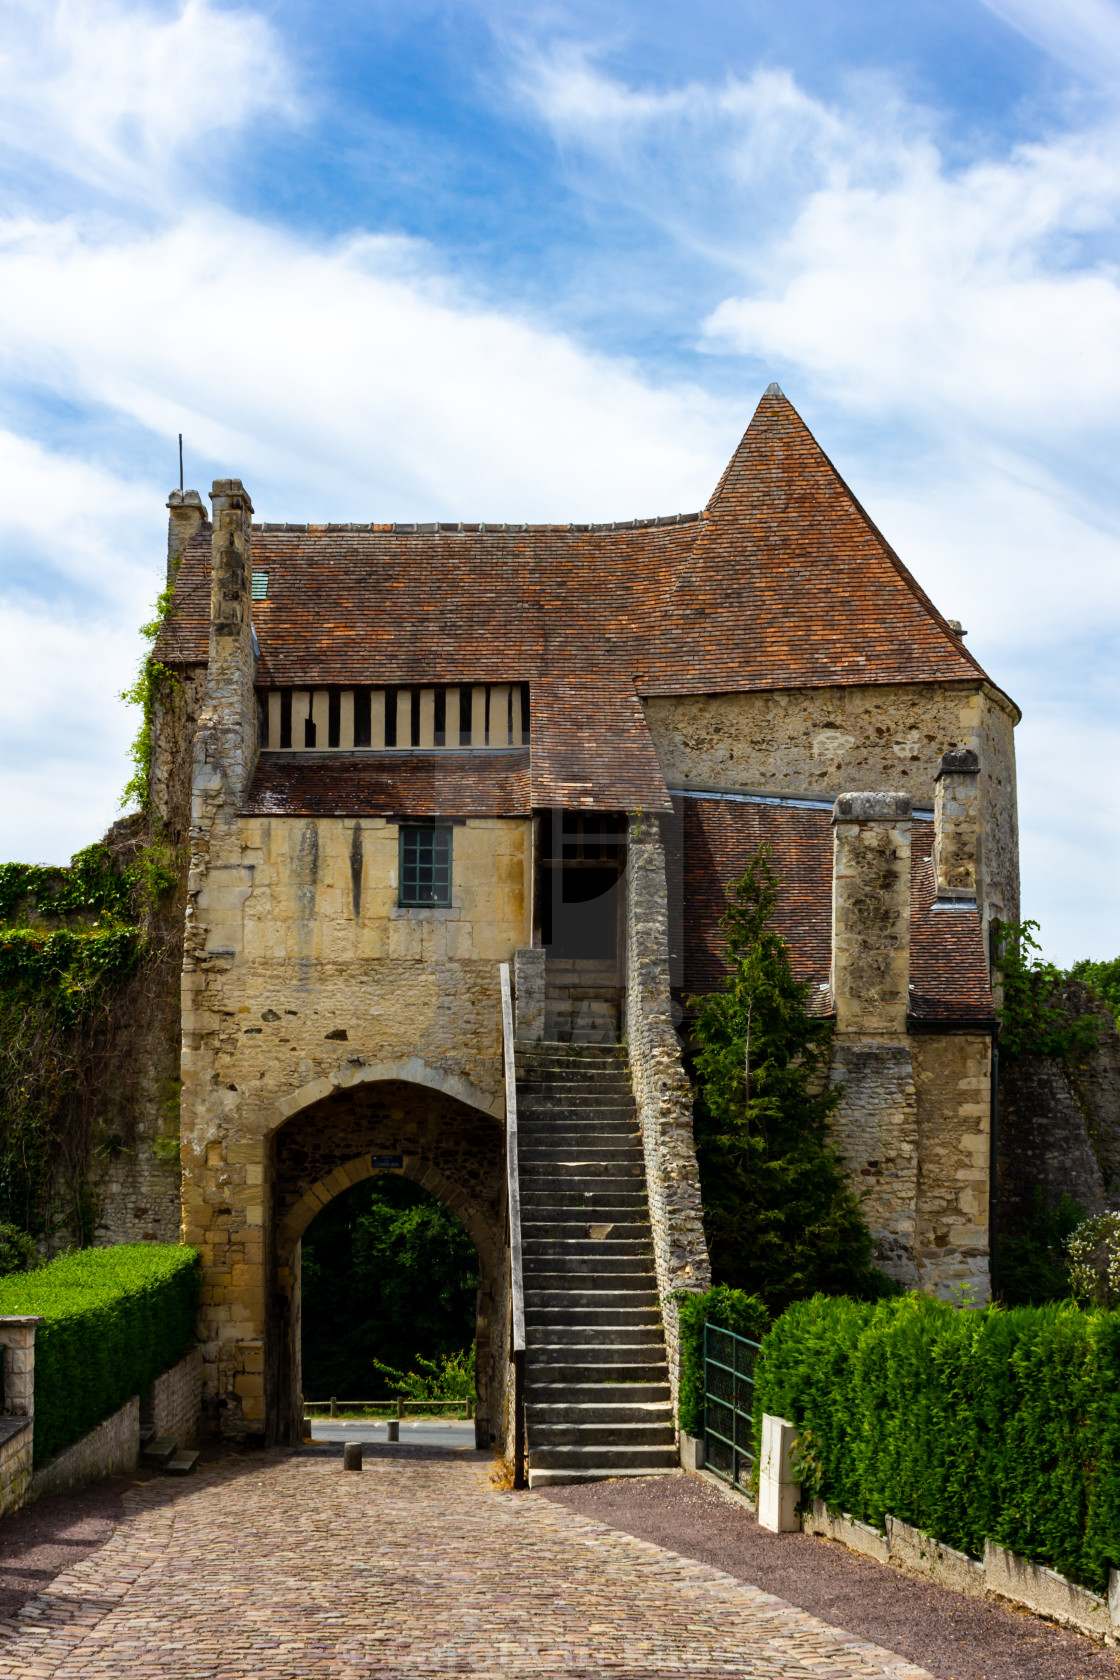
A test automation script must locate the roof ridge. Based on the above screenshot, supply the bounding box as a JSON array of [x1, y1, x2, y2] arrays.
[[249, 512, 703, 535]]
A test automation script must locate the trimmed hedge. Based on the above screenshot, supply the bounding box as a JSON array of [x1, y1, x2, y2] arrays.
[[677, 1285, 768, 1437], [754, 1293, 1120, 1595], [0, 1244, 199, 1465]]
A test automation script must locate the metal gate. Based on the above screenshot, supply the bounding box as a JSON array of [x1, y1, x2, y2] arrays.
[[703, 1322, 761, 1490]]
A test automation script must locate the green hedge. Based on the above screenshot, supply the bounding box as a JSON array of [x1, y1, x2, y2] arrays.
[[676, 1285, 769, 1437], [0, 1244, 200, 1465], [754, 1293, 1120, 1595]]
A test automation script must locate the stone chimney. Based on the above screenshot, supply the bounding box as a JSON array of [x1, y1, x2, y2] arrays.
[[933, 748, 980, 908], [830, 792, 912, 1037], [166, 488, 207, 585], [190, 479, 257, 826]]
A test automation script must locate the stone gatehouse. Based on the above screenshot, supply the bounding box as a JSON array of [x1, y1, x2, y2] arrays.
[[140, 384, 1017, 1451]]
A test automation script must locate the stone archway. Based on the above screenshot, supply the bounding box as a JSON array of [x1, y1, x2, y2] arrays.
[[267, 1077, 505, 1447]]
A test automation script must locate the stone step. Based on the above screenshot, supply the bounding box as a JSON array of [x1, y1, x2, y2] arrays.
[[524, 1305, 662, 1327], [166, 1450, 199, 1475], [140, 1436, 179, 1469], [528, 1443, 681, 1472], [527, 1465, 679, 1488], [526, 1379, 671, 1406], [526, 1398, 673, 1425], [522, 1222, 651, 1242], [520, 1149, 644, 1162], [523, 1255, 654, 1279], [526, 1323, 662, 1347], [528, 1359, 670, 1385], [527, 1420, 676, 1448], [520, 1163, 644, 1182], [522, 1272, 656, 1296], [519, 1095, 635, 1111], [524, 1288, 659, 1311], [521, 1190, 649, 1208], [527, 1341, 667, 1367], [523, 1237, 652, 1258]]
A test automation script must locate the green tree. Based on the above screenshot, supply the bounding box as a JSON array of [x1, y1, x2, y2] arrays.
[[994, 921, 1098, 1058], [1068, 956, 1120, 1026], [689, 845, 890, 1315], [301, 1175, 478, 1398]]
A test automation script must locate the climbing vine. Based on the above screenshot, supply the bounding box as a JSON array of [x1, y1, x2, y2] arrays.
[[993, 919, 1099, 1059], [0, 837, 177, 1241], [119, 566, 180, 812]]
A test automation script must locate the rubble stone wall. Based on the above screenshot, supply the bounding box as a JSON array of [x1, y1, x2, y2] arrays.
[[624, 812, 710, 1413]]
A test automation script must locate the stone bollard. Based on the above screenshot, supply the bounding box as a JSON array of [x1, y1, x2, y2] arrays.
[[385, 1420, 399, 1443], [758, 1414, 801, 1532], [343, 1442, 362, 1472]]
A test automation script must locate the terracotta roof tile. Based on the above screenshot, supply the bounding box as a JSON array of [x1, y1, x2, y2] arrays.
[[240, 752, 531, 819]]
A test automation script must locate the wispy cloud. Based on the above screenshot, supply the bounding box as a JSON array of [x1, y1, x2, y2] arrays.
[[0, 0, 298, 201], [978, 0, 1120, 86]]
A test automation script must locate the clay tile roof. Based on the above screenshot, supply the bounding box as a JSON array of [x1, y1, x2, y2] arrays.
[[156, 387, 1016, 814], [240, 751, 531, 819], [681, 793, 994, 1026]]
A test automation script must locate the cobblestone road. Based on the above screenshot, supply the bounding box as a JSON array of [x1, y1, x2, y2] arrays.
[[0, 1448, 936, 1679]]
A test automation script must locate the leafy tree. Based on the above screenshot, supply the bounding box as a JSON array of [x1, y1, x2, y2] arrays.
[[994, 921, 1098, 1058], [301, 1174, 478, 1399], [688, 845, 891, 1315], [1068, 956, 1120, 1027]]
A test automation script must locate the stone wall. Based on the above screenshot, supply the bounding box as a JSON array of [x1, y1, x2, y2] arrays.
[[912, 1034, 991, 1299], [0, 1419, 32, 1516], [32, 1396, 140, 1500], [624, 812, 710, 1411], [829, 1041, 919, 1286], [143, 1347, 203, 1448], [643, 678, 1019, 927], [0, 1317, 38, 1515]]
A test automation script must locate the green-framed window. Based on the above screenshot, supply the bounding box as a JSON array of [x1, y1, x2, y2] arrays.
[[399, 826, 453, 907]]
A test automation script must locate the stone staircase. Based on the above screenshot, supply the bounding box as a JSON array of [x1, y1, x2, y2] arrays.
[[516, 1043, 678, 1487], [140, 1429, 198, 1475]]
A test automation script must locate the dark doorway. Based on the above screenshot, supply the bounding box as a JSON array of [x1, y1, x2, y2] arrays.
[[539, 811, 626, 963], [301, 1175, 479, 1403]]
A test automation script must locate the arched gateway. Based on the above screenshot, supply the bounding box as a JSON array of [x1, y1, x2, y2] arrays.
[[155, 388, 1016, 1475]]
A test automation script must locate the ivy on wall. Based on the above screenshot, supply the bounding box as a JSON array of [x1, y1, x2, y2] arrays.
[[118, 567, 180, 814], [0, 838, 177, 1241]]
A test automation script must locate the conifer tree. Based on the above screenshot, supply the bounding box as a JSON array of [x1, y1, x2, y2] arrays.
[[690, 845, 889, 1314]]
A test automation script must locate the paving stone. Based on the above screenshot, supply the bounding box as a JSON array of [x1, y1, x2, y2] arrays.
[[0, 1447, 934, 1678]]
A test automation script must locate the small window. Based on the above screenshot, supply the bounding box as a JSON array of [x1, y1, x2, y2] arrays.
[[251, 572, 269, 600], [399, 826, 452, 907]]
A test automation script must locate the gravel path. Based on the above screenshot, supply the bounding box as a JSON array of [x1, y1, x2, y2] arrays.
[[0, 1443, 932, 1678], [542, 1473, 1120, 1680]]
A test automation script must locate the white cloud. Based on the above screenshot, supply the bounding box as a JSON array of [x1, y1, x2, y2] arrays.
[[0, 0, 297, 200], [0, 212, 731, 521], [979, 0, 1120, 87]]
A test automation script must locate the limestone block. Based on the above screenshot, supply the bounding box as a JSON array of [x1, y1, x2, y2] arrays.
[[758, 1414, 801, 1533], [804, 1499, 890, 1564], [679, 1432, 705, 1472], [985, 1539, 1112, 1641], [886, 1515, 984, 1596]]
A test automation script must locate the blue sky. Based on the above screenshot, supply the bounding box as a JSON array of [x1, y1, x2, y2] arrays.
[[0, 0, 1118, 963]]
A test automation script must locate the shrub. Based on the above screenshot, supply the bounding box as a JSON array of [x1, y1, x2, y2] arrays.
[[1067, 1213, 1120, 1310], [998, 1192, 1082, 1306], [0, 1224, 40, 1278], [676, 1285, 768, 1437], [754, 1293, 1120, 1594], [0, 1244, 199, 1465], [1068, 956, 1120, 1026], [371, 1346, 476, 1406], [995, 921, 1099, 1059]]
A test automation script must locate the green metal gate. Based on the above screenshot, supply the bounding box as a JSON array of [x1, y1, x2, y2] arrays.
[[703, 1322, 761, 1490]]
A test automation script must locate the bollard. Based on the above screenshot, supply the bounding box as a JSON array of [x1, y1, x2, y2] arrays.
[[386, 1419, 399, 1442], [343, 1441, 363, 1472]]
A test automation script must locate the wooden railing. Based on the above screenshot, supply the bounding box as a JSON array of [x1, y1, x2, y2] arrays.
[[499, 961, 527, 1489], [260, 683, 530, 751]]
